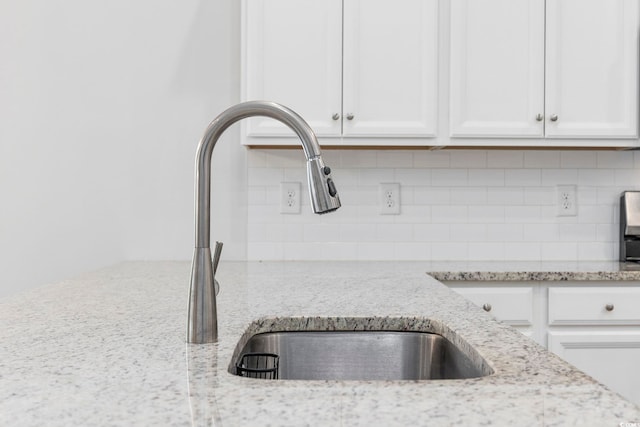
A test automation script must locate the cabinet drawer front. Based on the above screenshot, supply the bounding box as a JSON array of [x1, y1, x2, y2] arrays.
[[451, 287, 533, 325], [548, 287, 640, 325]]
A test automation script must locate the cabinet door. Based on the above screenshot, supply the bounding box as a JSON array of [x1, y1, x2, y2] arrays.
[[545, 0, 639, 138], [449, 0, 545, 138], [342, 0, 438, 137], [243, 0, 342, 137], [548, 331, 640, 406]]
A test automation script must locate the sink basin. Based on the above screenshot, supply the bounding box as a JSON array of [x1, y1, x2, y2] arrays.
[[231, 330, 492, 381]]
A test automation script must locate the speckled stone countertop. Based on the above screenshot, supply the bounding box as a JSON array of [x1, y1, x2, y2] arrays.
[[427, 260, 640, 282], [1, 261, 639, 426]]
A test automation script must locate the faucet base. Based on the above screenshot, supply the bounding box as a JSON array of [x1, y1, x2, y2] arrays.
[[187, 247, 218, 343]]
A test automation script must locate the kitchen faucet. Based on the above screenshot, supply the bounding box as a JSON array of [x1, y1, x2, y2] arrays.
[[187, 101, 341, 344]]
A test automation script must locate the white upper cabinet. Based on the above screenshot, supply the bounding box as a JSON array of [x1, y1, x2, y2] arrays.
[[545, 0, 639, 138], [243, 0, 343, 137], [242, 0, 438, 143], [342, 0, 438, 137], [450, 0, 639, 141], [450, 0, 545, 138]]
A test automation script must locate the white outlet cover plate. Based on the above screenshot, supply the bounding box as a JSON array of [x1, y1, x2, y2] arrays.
[[379, 183, 400, 215], [280, 182, 301, 214], [557, 185, 577, 217]]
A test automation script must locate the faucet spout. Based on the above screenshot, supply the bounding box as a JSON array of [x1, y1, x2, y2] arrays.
[[187, 101, 341, 344]]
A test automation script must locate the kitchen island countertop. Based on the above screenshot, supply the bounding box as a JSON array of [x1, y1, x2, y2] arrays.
[[1, 261, 639, 426]]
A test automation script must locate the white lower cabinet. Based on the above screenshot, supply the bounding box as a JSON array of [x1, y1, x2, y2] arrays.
[[446, 281, 640, 406], [450, 286, 539, 343], [548, 331, 640, 405]]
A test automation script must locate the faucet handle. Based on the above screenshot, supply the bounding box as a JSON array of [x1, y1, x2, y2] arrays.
[[212, 241, 223, 274], [212, 241, 223, 295]]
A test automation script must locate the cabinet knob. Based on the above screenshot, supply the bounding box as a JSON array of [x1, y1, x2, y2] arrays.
[[605, 303, 614, 312], [482, 303, 492, 312], [536, 114, 544, 122], [332, 113, 340, 121], [550, 114, 558, 122], [346, 113, 354, 121]]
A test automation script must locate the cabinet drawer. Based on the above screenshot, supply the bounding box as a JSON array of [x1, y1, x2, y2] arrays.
[[451, 287, 533, 326], [548, 287, 640, 326]]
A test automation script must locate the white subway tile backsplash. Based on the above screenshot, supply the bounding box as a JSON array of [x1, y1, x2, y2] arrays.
[[524, 187, 555, 206], [356, 243, 396, 260], [469, 242, 505, 260], [395, 168, 431, 185], [450, 224, 487, 242], [578, 169, 615, 186], [265, 150, 303, 168], [488, 151, 524, 169], [413, 224, 450, 241], [377, 151, 413, 168], [394, 205, 431, 224], [413, 151, 451, 168], [247, 149, 635, 262], [504, 242, 541, 260], [524, 151, 561, 169], [487, 187, 524, 205], [577, 205, 615, 224], [541, 242, 578, 260], [414, 187, 450, 205], [540, 169, 578, 186], [505, 169, 541, 186], [504, 206, 541, 223], [596, 223, 616, 242], [561, 151, 597, 168], [559, 223, 597, 242], [266, 223, 304, 242], [359, 168, 394, 185], [486, 224, 524, 242], [376, 223, 413, 241], [430, 242, 468, 260], [597, 151, 633, 169], [341, 150, 377, 168], [577, 242, 614, 260], [394, 242, 431, 260], [468, 206, 505, 223], [432, 206, 468, 223], [522, 224, 559, 242], [614, 169, 640, 186], [432, 169, 468, 186], [338, 223, 377, 242], [248, 167, 283, 183], [468, 169, 505, 186], [450, 187, 488, 205], [450, 151, 487, 168]]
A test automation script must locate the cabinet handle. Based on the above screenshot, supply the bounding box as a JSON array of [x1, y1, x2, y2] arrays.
[[550, 114, 558, 122], [482, 303, 492, 312], [536, 114, 544, 122], [332, 113, 340, 121], [605, 303, 614, 312], [346, 113, 354, 121]]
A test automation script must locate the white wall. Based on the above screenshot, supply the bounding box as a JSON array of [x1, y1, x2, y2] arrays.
[[0, 0, 243, 297], [247, 149, 639, 262]]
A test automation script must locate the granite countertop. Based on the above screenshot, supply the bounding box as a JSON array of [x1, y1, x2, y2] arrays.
[[1, 261, 639, 426], [426, 260, 640, 282]]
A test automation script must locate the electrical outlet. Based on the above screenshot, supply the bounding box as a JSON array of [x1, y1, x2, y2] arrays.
[[379, 183, 400, 215], [557, 185, 577, 216], [280, 182, 301, 214]]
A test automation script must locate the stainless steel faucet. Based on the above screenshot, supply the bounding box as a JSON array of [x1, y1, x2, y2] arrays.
[[187, 101, 341, 344]]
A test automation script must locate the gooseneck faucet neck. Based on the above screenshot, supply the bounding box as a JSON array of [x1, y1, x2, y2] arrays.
[[194, 101, 322, 249], [188, 101, 341, 344]]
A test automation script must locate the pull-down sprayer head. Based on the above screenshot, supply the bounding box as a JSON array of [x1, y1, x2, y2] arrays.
[[307, 156, 341, 214]]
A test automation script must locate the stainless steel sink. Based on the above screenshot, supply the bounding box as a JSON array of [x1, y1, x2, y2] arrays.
[[232, 331, 491, 381]]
